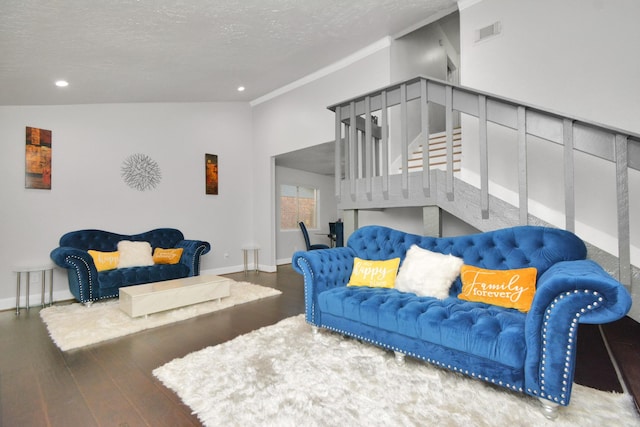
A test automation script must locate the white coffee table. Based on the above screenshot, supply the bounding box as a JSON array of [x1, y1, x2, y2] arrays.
[[119, 274, 231, 317]]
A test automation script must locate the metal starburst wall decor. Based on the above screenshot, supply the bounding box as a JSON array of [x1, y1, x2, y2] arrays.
[[121, 153, 162, 191]]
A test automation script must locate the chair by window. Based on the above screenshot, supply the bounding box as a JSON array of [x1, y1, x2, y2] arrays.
[[334, 221, 344, 247], [299, 222, 330, 251], [328, 222, 336, 247], [328, 222, 344, 247]]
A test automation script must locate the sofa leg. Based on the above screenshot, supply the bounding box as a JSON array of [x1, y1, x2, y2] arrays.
[[83, 301, 93, 308], [394, 351, 406, 365], [538, 399, 559, 420], [311, 326, 319, 336]]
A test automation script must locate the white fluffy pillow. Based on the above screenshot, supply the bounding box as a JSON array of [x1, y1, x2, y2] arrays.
[[394, 245, 464, 299], [117, 240, 154, 268]]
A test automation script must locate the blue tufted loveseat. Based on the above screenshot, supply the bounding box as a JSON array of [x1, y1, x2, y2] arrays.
[[50, 228, 210, 305], [292, 225, 632, 418]]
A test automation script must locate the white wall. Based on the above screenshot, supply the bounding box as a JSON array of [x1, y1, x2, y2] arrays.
[[251, 46, 392, 269], [458, 0, 640, 261], [357, 207, 479, 238], [275, 166, 337, 263], [0, 102, 253, 309], [358, 208, 426, 235], [460, 0, 640, 134]]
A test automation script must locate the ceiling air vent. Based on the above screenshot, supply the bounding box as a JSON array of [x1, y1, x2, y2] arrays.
[[475, 21, 502, 43]]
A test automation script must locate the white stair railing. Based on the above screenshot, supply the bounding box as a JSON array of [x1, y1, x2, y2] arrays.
[[329, 76, 640, 290]]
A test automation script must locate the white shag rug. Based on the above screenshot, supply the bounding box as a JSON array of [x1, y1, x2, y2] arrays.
[[154, 315, 640, 427], [40, 281, 281, 351]]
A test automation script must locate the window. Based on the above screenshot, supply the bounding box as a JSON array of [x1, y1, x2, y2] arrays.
[[280, 184, 318, 230]]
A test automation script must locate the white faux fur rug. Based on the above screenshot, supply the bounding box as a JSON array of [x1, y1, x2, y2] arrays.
[[40, 281, 281, 351], [154, 315, 639, 427]]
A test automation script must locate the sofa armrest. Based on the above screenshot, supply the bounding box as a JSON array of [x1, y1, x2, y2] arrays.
[[524, 259, 631, 405], [292, 247, 356, 325], [50, 246, 99, 303], [175, 239, 211, 276]]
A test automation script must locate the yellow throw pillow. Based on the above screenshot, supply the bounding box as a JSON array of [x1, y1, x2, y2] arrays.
[[88, 250, 120, 272], [153, 247, 184, 265], [458, 265, 537, 312], [347, 257, 401, 289]]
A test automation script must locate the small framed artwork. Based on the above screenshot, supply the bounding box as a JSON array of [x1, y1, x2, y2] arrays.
[[205, 154, 218, 195], [25, 126, 52, 189]]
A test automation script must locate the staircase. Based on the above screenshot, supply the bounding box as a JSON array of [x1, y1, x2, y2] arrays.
[[328, 76, 640, 320], [394, 127, 462, 173]]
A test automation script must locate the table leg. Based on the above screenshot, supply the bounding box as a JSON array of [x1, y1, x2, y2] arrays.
[[26, 272, 30, 310], [15, 272, 20, 316], [254, 249, 259, 273], [243, 250, 249, 275], [41, 270, 46, 307], [49, 269, 54, 306]]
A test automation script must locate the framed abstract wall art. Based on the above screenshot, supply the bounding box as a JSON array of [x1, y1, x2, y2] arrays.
[[205, 154, 218, 195], [25, 126, 52, 189]]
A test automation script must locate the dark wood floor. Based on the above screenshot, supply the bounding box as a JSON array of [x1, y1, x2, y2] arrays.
[[0, 265, 637, 426]]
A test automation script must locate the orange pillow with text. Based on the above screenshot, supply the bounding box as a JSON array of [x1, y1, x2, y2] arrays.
[[153, 247, 184, 265], [458, 265, 537, 312], [88, 250, 120, 272], [347, 257, 401, 289]]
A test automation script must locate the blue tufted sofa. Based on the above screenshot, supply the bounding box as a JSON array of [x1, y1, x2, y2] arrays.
[[292, 225, 632, 418], [50, 228, 210, 305]]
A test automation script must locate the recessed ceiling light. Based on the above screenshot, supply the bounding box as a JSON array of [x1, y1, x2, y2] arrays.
[[55, 80, 69, 87], [237, 86, 245, 92]]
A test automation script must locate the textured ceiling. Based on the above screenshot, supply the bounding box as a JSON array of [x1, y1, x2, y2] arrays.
[[0, 0, 457, 105]]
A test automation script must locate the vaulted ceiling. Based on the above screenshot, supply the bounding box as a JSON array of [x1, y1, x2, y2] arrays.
[[1, 0, 457, 106]]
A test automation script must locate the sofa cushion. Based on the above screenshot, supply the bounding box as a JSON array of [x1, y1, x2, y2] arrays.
[[117, 241, 154, 268], [347, 257, 400, 289], [459, 265, 537, 312], [98, 264, 189, 289], [394, 245, 463, 299], [87, 250, 120, 272], [153, 247, 184, 264], [318, 287, 526, 368]]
